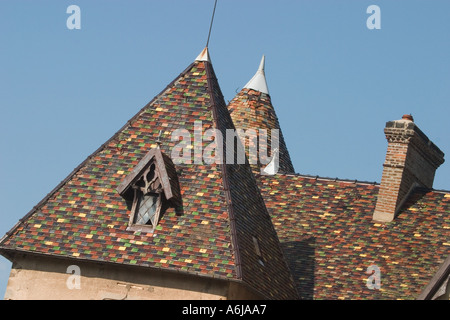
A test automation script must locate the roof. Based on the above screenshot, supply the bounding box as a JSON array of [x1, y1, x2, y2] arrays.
[[417, 254, 450, 299], [227, 87, 295, 175], [1, 48, 448, 300], [0, 49, 298, 300], [257, 173, 450, 299]]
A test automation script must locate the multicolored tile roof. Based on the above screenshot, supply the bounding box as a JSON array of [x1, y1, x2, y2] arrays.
[[0, 54, 298, 300], [257, 174, 450, 300], [1, 49, 448, 300]]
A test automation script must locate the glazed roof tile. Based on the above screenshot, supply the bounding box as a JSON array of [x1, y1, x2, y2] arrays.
[[257, 173, 450, 300]]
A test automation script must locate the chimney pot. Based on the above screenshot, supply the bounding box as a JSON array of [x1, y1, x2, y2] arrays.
[[402, 114, 414, 122]]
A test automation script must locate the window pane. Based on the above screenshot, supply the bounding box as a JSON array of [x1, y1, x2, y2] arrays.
[[135, 193, 159, 225]]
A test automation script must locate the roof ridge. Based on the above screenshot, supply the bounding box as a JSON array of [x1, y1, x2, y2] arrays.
[[262, 172, 380, 186], [204, 61, 242, 280], [266, 172, 450, 193], [430, 188, 450, 194]]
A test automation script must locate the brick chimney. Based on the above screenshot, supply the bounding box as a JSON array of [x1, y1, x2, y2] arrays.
[[373, 115, 445, 222]]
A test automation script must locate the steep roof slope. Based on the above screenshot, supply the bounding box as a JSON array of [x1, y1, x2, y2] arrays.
[[0, 49, 298, 299], [258, 174, 450, 300]]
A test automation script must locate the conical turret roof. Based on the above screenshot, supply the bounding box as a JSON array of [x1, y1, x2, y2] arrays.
[[228, 56, 295, 175]]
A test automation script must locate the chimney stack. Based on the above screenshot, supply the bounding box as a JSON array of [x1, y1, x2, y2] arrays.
[[373, 115, 445, 222]]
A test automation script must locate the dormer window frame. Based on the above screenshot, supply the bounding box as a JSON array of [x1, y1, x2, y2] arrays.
[[126, 166, 164, 233], [117, 148, 181, 233]]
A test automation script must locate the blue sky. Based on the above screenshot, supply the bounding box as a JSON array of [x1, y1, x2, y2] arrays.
[[1, 0, 449, 298]]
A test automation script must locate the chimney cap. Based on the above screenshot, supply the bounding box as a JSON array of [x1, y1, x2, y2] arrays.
[[402, 114, 414, 122]]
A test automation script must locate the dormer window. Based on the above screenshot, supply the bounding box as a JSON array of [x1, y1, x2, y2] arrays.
[[130, 162, 163, 228], [117, 148, 181, 233]]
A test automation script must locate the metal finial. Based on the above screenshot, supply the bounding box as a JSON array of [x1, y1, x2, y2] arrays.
[[243, 55, 269, 95], [206, 0, 218, 48]]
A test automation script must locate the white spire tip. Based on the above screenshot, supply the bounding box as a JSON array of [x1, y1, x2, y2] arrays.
[[195, 47, 211, 62]]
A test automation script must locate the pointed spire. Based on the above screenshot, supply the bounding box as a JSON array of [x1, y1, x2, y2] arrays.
[[195, 47, 211, 62], [244, 55, 269, 95], [227, 54, 295, 175], [262, 148, 279, 175]]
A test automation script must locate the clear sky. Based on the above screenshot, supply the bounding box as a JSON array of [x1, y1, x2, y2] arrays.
[[1, 0, 449, 298]]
